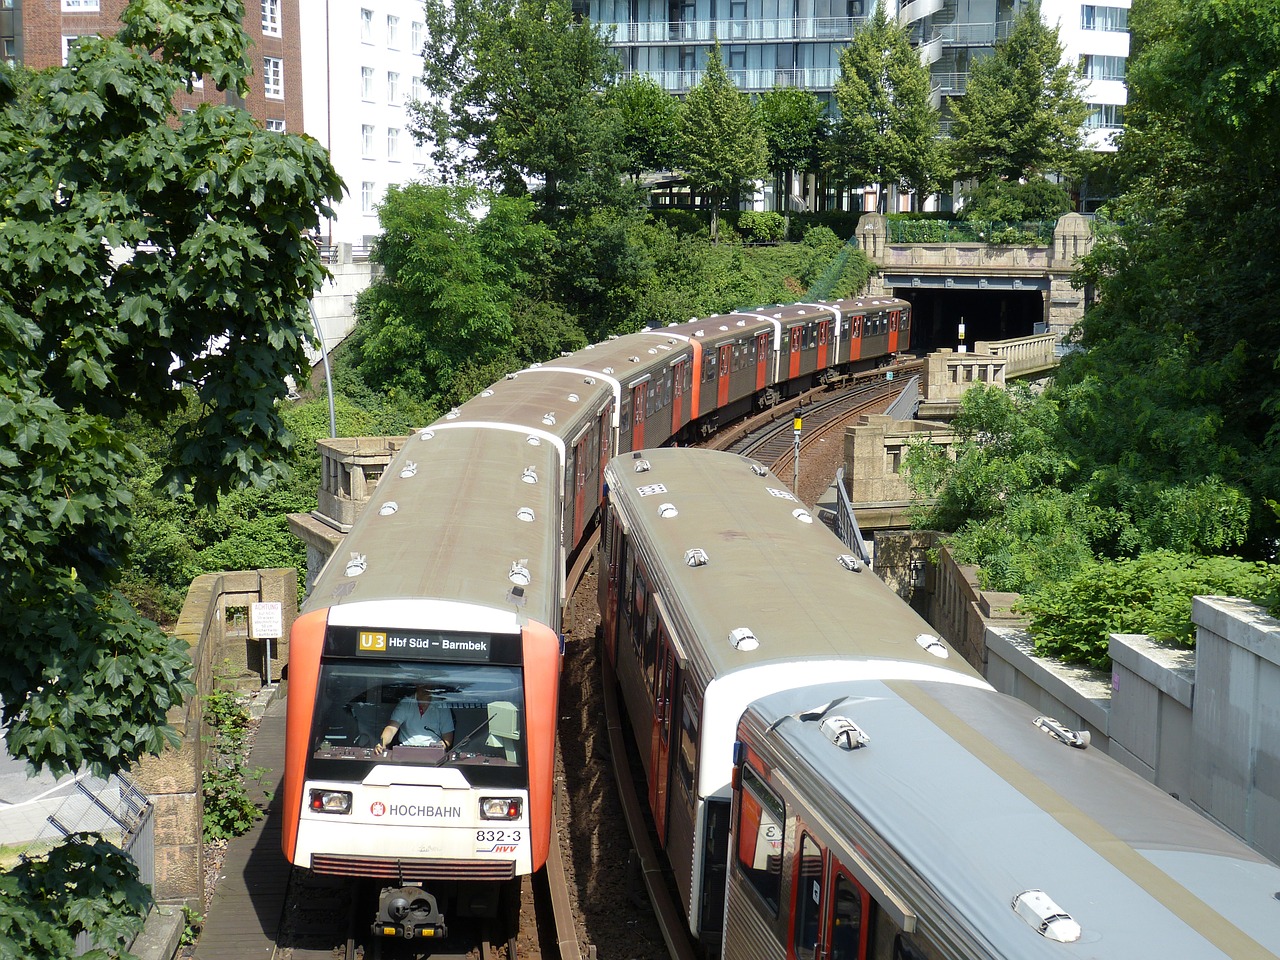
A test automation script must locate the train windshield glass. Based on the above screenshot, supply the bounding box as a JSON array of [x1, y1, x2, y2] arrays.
[[309, 661, 526, 771]]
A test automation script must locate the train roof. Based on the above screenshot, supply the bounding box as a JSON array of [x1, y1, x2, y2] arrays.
[[602, 447, 982, 683], [740, 679, 1280, 960], [303, 423, 562, 630]]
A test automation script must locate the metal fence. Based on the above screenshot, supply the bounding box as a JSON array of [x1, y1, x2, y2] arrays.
[[22, 772, 155, 956]]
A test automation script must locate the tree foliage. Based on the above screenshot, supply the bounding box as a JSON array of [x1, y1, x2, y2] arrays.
[[1062, 0, 1280, 553], [0, 0, 339, 946], [607, 75, 682, 180], [830, 4, 944, 209], [947, 0, 1086, 182], [349, 182, 572, 405], [415, 0, 627, 216], [678, 41, 768, 242], [759, 86, 826, 236]]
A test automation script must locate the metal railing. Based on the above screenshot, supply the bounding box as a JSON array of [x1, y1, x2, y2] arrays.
[[621, 65, 840, 93], [21, 772, 156, 956], [603, 15, 866, 45]]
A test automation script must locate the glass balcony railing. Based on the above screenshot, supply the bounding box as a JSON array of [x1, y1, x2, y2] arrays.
[[620, 66, 841, 93], [602, 15, 866, 45]]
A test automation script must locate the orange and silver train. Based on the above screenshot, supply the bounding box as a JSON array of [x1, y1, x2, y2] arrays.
[[281, 296, 912, 940]]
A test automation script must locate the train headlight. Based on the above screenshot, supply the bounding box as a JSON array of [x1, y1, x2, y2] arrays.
[[479, 797, 522, 820], [308, 789, 353, 814]]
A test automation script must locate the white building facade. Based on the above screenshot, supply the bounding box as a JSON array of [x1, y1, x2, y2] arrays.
[[301, 0, 433, 247]]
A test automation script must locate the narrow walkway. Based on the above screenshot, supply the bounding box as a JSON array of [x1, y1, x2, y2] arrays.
[[193, 695, 289, 960]]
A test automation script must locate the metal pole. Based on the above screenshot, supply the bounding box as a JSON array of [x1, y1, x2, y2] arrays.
[[308, 299, 337, 438], [793, 416, 802, 494]]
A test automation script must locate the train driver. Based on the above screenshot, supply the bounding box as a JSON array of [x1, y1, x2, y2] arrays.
[[375, 683, 454, 754]]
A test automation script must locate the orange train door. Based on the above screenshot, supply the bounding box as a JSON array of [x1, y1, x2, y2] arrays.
[[598, 400, 613, 501], [817, 320, 830, 371], [849, 315, 864, 361], [717, 344, 732, 407], [788, 325, 803, 379], [755, 332, 770, 390], [888, 310, 901, 353], [648, 626, 679, 841], [671, 359, 686, 435], [632, 382, 646, 450], [602, 513, 623, 665], [790, 832, 873, 960]]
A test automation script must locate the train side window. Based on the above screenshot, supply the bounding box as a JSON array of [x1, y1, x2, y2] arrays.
[[643, 601, 659, 692], [736, 765, 785, 915], [794, 833, 823, 960], [676, 693, 698, 795], [703, 354, 716, 383]]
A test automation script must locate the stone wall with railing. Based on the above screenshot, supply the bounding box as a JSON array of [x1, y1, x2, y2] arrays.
[[129, 568, 297, 907]]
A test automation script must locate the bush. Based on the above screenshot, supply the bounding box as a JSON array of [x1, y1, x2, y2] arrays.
[[202, 691, 271, 842], [1022, 551, 1280, 669], [735, 211, 786, 243]]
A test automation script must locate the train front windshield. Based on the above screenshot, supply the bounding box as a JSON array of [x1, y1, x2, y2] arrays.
[[307, 661, 526, 779]]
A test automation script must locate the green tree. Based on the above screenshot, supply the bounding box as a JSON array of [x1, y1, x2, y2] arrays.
[[415, 0, 627, 217], [678, 41, 769, 243], [349, 182, 566, 406], [0, 0, 340, 951], [830, 4, 944, 211], [607, 75, 682, 180], [947, 0, 1086, 183], [759, 86, 826, 237], [1061, 0, 1280, 553]]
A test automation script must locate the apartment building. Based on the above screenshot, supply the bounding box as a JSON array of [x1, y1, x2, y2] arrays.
[[300, 1, 433, 247], [582, 0, 1130, 150], [0, 0, 303, 133]]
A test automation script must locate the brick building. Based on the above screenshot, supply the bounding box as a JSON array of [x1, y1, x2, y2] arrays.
[[1, 0, 303, 133]]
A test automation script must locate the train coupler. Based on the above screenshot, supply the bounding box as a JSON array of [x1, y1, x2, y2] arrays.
[[372, 886, 448, 941]]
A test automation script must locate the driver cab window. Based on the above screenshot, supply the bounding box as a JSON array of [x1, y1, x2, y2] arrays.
[[311, 662, 525, 767]]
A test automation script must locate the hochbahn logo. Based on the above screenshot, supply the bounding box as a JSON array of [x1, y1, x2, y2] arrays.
[[370, 802, 386, 816]]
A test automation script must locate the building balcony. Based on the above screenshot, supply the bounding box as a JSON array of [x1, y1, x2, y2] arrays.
[[621, 65, 840, 94], [601, 15, 865, 46], [936, 19, 1013, 48]]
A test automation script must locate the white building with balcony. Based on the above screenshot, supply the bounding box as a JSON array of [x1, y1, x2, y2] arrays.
[[300, 1, 435, 247]]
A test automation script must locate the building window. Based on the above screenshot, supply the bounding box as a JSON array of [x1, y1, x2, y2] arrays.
[[1082, 54, 1126, 82], [360, 8, 373, 42], [387, 71, 400, 104], [361, 66, 374, 100], [387, 15, 400, 48], [1085, 103, 1125, 129], [61, 35, 86, 65], [411, 21, 423, 52], [361, 181, 376, 213], [266, 118, 286, 132], [62, 0, 100, 10], [412, 76, 426, 102], [261, 0, 281, 36], [362, 124, 375, 157], [1081, 5, 1128, 32], [263, 56, 283, 98], [387, 127, 400, 161]]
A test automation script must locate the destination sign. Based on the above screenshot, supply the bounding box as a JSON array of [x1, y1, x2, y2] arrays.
[[324, 626, 522, 664]]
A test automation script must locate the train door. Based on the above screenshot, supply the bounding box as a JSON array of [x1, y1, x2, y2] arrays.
[[648, 626, 680, 841], [632, 382, 647, 450], [790, 832, 871, 960], [817, 320, 830, 372], [755, 332, 770, 390], [888, 310, 901, 353], [849, 315, 864, 361], [717, 344, 732, 407], [598, 401, 613, 500], [788, 325, 803, 379], [671, 358, 686, 436]]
